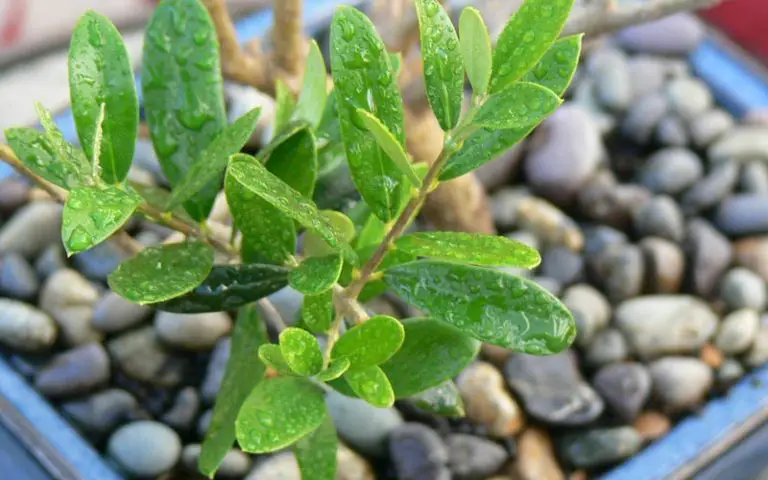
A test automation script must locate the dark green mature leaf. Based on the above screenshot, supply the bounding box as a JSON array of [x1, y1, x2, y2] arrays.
[[409, 380, 465, 417], [108, 241, 214, 304], [459, 7, 492, 97], [523, 35, 582, 97], [415, 0, 464, 130], [264, 128, 318, 199], [395, 232, 541, 268], [293, 40, 328, 128], [304, 211, 356, 258], [289, 255, 343, 295], [344, 366, 394, 407], [316, 357, 350, 382], [236, 377, 327, 453], [62, 185, 142, 256], [168, 107, 261, 209], [258, 344, 294, 376], [294, 414, 337, 480], [274, 80, 296, 135], [302, 290, 334, 334], [198, 304, 268, 478], [156, 263, 289, 313], [489, 0, 575, 93], [381, 318, 479, 397], [474, 82, 561, 130], [332, 315, 404, 367], [385, 261, 576, 354], [5, 128, 85, 189], [330, 6, 407, 222], [356, 109, 421, 187], [69, 11, 138, 184], [142, 0, 226, 220], [280, 328, 323, 376]]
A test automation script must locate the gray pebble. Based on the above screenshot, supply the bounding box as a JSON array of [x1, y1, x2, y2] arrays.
[[39, 269, 102, 346], [593, 363, 651, 421], [709, 126, 768, 164], [690, 109, 734, 148], [108, 421, 182, 478], [197, 409, 213, 438], [202, 337, 231, 403], [559, 427, 643, 469], [715, 309, 760, 355], [681, 162, 739, 214], [719, 268, 767, 311], [0, 202, 62, 258], [35, 343, 110, 398], [562, 284, 611, 347], [446, 434, 507, 480], [0, 253, 38, 300], [540, 246, 583, 286], [640, 237, 685, 294], [475, 143, 524, 192], [107, 326, 187, 387], [649, 357, 713, 412], [0, 298, 57, 351], [583, 225, 628, 260], [73, 241, 127, 282], [633, 195, 685, 243], [627, 56, 667, 99], [656, 115, 689, 146], [741, 161, 768, 194], [578, 170, 652, 229], [61, 389, 140, 436], [155, 311, 232, 350], [585, 329, 629, 368], [622, 92, 668, 144], [390, 423, 450, 480], [225, 82, 275, 147], [34, 244, 66, 279], [326, 390, 403, 457], [588, 47, 632, 111], [161, 387, 200, 432], [132, 140, 166, 182], [92, 292, 152, 333], [532, 276, 562, 297], [593, 244, 646, 303], [717, 359, 745, 387], [641, 148, 703, 195], [615, 13, 705, 55], [685, 219, 733, 298], [666, 77, 713, 120], [181, 444, 251, 478], [0, 177, 29, 215], [746, 323, 768, 367], [715, 194, 768, 236], [491, 187, 531, 232], [267, 287, 303, 327]]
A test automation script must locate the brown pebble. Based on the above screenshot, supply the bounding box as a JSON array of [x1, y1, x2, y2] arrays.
[[510, 427, 565, 480], [481, 343, 513, 368], [700, 343, 725, 369], [517, 197, 584, 252], [456, 361, 525, 437], [639, 237, 684, 294], [27, 187, 56, 202], [569, 470, 588, 480], [633, 411, 671, 442], [734, 236, 768, 282], [0, 178, 29, 215]]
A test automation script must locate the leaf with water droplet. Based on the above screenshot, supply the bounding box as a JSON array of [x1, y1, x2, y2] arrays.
[[343, 365, 394, 407], [235, 376, 327, 453], [395, 231, 540, 268], [302, 290, 334, 334], [5, 128, 86, 189], [355, 109, 421, 187], [332, 315, 404, 368], [384, 261, 575, 354], [330, 6, 407, 222], [315, 357, 350, 382], [303, 210, 356, 259], [142, 0, 226, 220], [108, 240, 214, 304], [274, 80, 296, 135], [36, 104, 94, 185], [356, 209, 388, 248], [258, 344, 294, 376], [459, 7, 492, 97], [522, 35, 582, 96], [62, 185, 142, 256], [198, 304, 268, 478], [289, 254, 343, 295], [473, 81, 561, 130], [294, 414, 337, 480], [69, 11, 139, 184], [279, 328, 324, 376], [415, 0, 464, 130], [408, 380, 465, 417], [293, 40, 328, 128]]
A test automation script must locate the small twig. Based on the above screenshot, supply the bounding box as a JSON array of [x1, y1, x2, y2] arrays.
[[258, 297, 288, 333], [137, 204, 235, 255], [0, 144, 66, 202], [272, 0, 306, 78]]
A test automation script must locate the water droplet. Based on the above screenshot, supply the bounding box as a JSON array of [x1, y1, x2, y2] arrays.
[[424, 0, 439, 16], [67, 226, 92, 252], [193, 29, 208, 46], [523, 31, 535, 43], [339, 19, 356, 41], [554, 51, 568, 63], [366, 90, 376, 113], [87, 22, 104, 47]]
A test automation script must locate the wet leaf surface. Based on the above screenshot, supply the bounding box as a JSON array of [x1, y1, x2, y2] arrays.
[[289, 254, 343, 295], [395, 231, 541, 268], [473, 82, 561, 130], [332, 315, 404, 367], [280, 327, 324, 376], [459, 7, 492, 96], [522, 35, 582, 97], [293, 40, 328, 128], [294, 414, 337, 480], [343, 365, 395, 408], [302, 290, 334, 334]]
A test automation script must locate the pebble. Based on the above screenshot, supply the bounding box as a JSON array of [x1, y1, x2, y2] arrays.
[[516, 197, 584, 251], [34, 244, 66, 279], [741, 161, 768, 194], [622, 91, 669, 144], [198, 409, 213, 438], [640, 148, 703, 195], [583, 225, 628, 260], [491, 187, 531, 231], [627, 56, 667, 99], [245, 445, 374, 480], [690, 109, 734, 148], [181, 444, 251, 478], [35, 343, 110, 398], [685, 219, 733, 297], [161, 387, 200, 432], [633, 195, 685, 242], [592, 244, 646, 303], [39, 269, 102, 346], [0, 298, 57, 351], [0, 177, 29, 215], [734, 236, 768, 282], [633, 411, 671, 442], [666, 77, 713, 120], [593, 363, 651, 421], [656, 115, 689, 146], [225, 82, 276, 147], [92, 292, 152, 333], [107, 421, 182, 478], [61, 389, 140, 436], [719, 267, 767, 311], [561, 284, 611, 348], [267, 286, 304, 327], [709, 126, 768, 164], [510, 428, 565, 480], [0, 253, 38, 300], [700, 343, 725, 369], [717, 359, 745, 387], [532, 276, 562, 297], [505, 351, 604, 426], [72, 241, 127, 282], [639, 237, 685, 294], [745, 323, 768, 367], [559, 427, 642, 469], [650, 357, 713, 412], [588, 47, 632, 111], [585, 329, 629, 368], [456, 362, 524, 437], [155, 311, 232, 350], [202, 337, 231, 403], [326, 390, 403, 457], [681, 162, 739, 214], [107, 326, 187, 387], [132, 140, 166, 182], [715, 309, 760, 354], [540, 246, 583, 286], [390, 423, 450, 480], [446, 434, 507, 480], [615, 13, 705, 55], [475, 143, 525, 192], [0, 202, 62, 258], [715, 194, 768, 236], [578, 170, 651, 229]]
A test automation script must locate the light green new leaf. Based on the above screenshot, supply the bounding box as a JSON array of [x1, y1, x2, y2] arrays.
[[302, 210, 356, 259], [108, 241, 214, 304], [274, 80, 296, 134], [36, 104, 93, 184], [280, 328, 324, 377], [302, 290, 334, 334], [332, 315, 404, 367], [395, 231, 541, 268], [344, 366, 395, 408], [142, 0, 227, 220], [258, 344, 294, 376], [415, 0, 464, 130], [330, 6, 407, 222], [409, 380, 465, 417], [389, 53, 403, 78], [236, 377, 327, 453], [62, 185, 142, 256], [356, 109, 421, 187], [293, 40, 328, 128], [5, 128, 86, 190], [356, 212, 388, 248], [489, 0, 575, 93], [69, 11, 138, 184], [316, 357, 350, 382], [168, 107, 261, 209], [381, 318, 479, 397], [474, 81, 561, 130], [198, 304, 268, 478], [385, 261, 575, 354], [523, 35, 582, 97], [294, 414, 337, 480], [289, 254, 343, 295], [459, 7, 492, 97]]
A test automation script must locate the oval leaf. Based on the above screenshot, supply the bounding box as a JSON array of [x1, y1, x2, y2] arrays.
[[330, 6, 407, 222], [69, 11, 138, 184], [459, 7, 492, 97], [356, 109, 421, 187], [108, 241, 214, 304], [293, 40, 328, 128], [343, 366, 395, 408], [395, 232, 541, 268], [290, 254, 343, 295], [142, 0, 227, 220], [332, 315, 404, 367], [523, 34, 583, 97], [294, 414, 337, 480], [302, 290, 334, 334], [5, 128, 85, 190], [409, 380, 465, 418], [275, 80, 296, 135], [199, 304, 268, 478], [36, 103, 93, 186], [490, 0, 575, 93], [258, 344, 294, 376], [316, 357, 350, 382], [384, 261, 575, 354], [381, 317, 479, 397], [62, 185, 142, 256], [156, 263, 290, 313], [474, 82, 561, 130], [304, 210, 356, 258], [415, 0, 464, 130], [236, 377, 327, 453], [280, 328, 324, 376]]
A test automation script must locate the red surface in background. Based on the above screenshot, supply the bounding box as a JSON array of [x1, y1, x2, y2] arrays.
[[701, 0, 768, 65]]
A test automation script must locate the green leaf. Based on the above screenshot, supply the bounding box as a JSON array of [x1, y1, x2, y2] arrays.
[[156, 263, 290, 313], [459, 7, 492, 97], [293, 40, 328, 128], [355, 109, 421, 187], [69, 11, 138, 184], [381, 318, 480, 397], [302, 290, 334, 334], [395, 232, 541, 268], [168, 107, 261, 209], [274, 80, 296, 135], [330, 6, 407, 222], [258, 344, 294, 376], [409, 380, 465, 417], [343, 366, 394, 408], [415, 0, 464, 130], [294, 414, 337, 480], [289, 255, 343, 295], [332, 315, 404, 367], [389, 53, 403, 78], [142, 0, 227, 220], [489, 0, 575, 93], [62, 185, 142, 256], [356, 212, 388, 248], [108, 241, 214, 304], [198, 304, 268, 478], [385, 261, 576, 354], [4, 128, 85, 190], [522, 35, 583, 97], [474, 81, 561, 130], [129, 182, 194, 221], [316, 357, 350, 382], [236, 377, 327, 453], [280, 328, 323, 376], [263, 127, 318, 199], [36, 103, 93, 184], [304, 211, 356, 258]]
